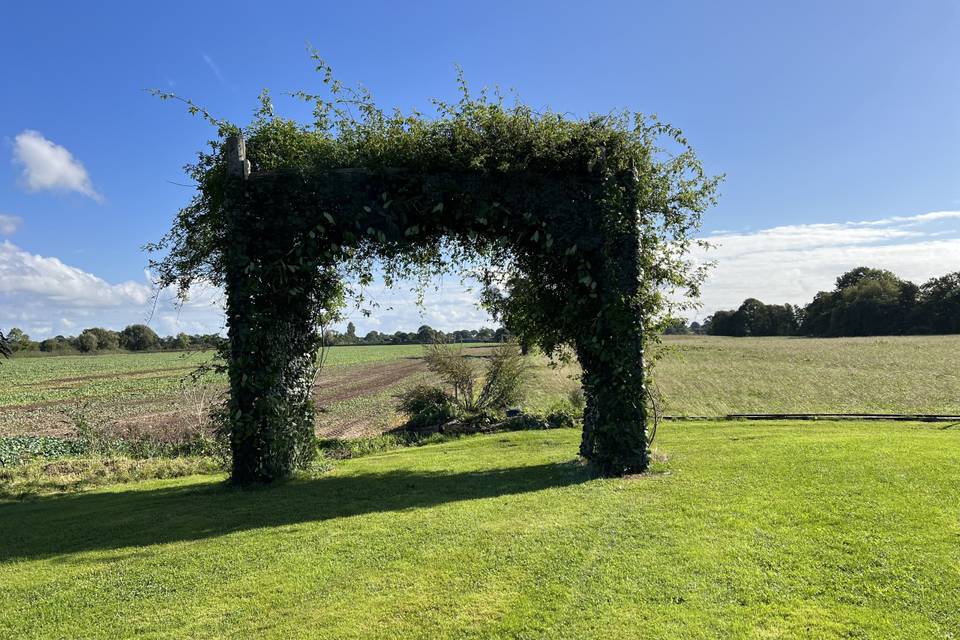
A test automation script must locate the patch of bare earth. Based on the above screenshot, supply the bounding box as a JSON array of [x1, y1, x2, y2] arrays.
[[314, 359, 426, 405], [314, 359, 432, 439], [16, 366, 197, 390], [1, 359, 431, 442]]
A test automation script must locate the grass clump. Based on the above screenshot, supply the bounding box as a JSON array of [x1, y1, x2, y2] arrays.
[[317, 432, 457, 460], [0, 402, 229, 497], [0, 456, 223, 499]]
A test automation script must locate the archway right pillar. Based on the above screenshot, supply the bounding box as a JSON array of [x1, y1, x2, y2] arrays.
[[576, 166, 650, 475]]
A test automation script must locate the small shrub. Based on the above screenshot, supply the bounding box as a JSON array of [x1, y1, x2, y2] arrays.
[[422, 341, 478, 408], [397, 384, 459, 430], [475, 342, 531, 411], [545, 408, 577, 429], [502, 413, 550, 431], [568, 387, 586, 414], [421, 340, 531, 414]]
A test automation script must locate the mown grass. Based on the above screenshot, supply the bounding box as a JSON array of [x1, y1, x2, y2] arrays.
[[2, 421, 957, 639]]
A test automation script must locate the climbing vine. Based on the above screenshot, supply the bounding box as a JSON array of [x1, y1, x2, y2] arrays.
[[151, 54, 720, 485]]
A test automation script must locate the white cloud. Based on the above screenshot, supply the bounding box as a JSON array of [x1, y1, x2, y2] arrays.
[[12, 130, 102, 201], [202, 52, 226, 85], [0, 239, 494, 339], [335, 277, 495, 337], [855, 210, 960, 226], [0, 242, 224, 339], [689, 210, 960, 320], [0, 214, 22, 235], [0, 242, 151, 307], [4, 208, 954, 338]]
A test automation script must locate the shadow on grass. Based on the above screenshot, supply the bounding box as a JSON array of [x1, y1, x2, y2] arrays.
[[0, 461, 588, 562]]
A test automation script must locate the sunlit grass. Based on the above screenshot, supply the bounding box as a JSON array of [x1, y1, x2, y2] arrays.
[[2, 421, 957, 638]]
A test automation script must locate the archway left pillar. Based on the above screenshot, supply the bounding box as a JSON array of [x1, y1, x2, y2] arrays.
[[223, 135, 319, 485]]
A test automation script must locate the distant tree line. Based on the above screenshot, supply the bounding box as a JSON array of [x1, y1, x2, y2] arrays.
[[322, 322, 510, 346], [1, 322, 511, 355], [2, 325, 226, 355], [700, 267, 960, 337]]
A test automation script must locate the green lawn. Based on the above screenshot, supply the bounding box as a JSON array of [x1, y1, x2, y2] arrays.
[[3, 421, 958, 639]]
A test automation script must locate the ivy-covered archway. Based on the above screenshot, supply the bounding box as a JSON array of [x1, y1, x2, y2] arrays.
[[152, 69, 718, 485]]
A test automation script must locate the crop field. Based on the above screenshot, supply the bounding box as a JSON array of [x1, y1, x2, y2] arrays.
[[2, 335, 959, 442], [0, 344, 436, 408], [3, 420, 958, 638], [653, 334, 960, 416], [0, 344, 458, 439]]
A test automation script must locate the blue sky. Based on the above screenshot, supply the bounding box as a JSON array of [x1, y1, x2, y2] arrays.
[[1, 1, 958, 338]]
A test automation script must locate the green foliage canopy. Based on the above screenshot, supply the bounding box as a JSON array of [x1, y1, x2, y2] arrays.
[[150, 59, 718, 343], [801, 267, 920, 337], [119, 324, 161, 352], [150, 56, 720, 483]]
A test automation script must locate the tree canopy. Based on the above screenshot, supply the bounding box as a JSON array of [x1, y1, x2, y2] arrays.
[[150, 56, 718, 353], [703, 266, 960, 338]]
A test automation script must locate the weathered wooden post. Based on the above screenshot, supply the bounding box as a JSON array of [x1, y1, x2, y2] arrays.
[[226, 135, 250, 180], [223, 134, 259, 484]]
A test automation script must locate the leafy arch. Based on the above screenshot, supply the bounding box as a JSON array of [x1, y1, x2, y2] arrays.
[[152, 66, 718, 485]]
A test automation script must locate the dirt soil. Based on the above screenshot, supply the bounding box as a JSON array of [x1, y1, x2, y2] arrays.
[[1, 359, 431, 441]]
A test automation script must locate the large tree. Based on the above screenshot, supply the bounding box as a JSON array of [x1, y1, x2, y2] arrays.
[[916, 272, 960, 334], [120, 324, 161, 351], [801, 267, 918, 337], [706, 299, 798, 336]]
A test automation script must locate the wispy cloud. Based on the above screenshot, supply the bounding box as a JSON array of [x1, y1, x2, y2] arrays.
[[0, 214, 22, 236], [12, 130, 102, 201], [852, 210, 960, 226], [689, 210, 960, 319], [201, 52, 226, 85]]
